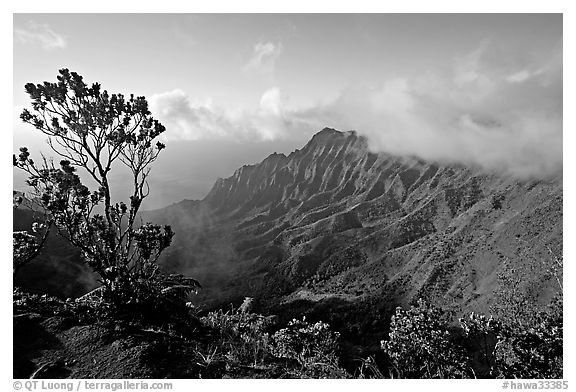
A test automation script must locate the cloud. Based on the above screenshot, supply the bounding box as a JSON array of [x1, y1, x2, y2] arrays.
[[243, 41, 283, 78], [297, 41, 562, 179], [14, 21, 67, 50], [149, 88, 312, 142], [506, 70, 531, 83], [150, 40, 561, 179]]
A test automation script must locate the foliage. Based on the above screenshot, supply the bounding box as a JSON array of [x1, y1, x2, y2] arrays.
[[13, 229, 47, 274], [514, 299, 563, 378], [379, 297, 562, 379], [460, 295, 562, 379], [355, 355, 386, 379], [201, 304, 274, 367], [269, 317, 347, 377], [380, 299, 473, 378], [459, 312, 508, 377], [491, 193, 505, 210], [13, 69, 199, 318], [493, 256, 540, 326], [14, 287, 68, 315], [492, 239, 562, 328], [12, 192, 53, 276], [499, 295, 562, 379], [200, 305, 349, 378]]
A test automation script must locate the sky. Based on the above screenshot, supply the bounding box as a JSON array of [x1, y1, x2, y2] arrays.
[[12, 13, 563, 209]]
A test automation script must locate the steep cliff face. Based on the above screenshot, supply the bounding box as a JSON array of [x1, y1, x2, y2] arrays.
[[146, 128, 562, 327]]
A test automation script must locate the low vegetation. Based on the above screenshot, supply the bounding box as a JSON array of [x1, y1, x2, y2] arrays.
[[380, 297, 562, 379], [13, 285, 562, 378], [198, 299, 348, 378]]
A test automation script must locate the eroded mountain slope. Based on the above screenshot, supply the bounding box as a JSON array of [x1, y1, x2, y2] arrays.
[[147, 128, 562, 327]]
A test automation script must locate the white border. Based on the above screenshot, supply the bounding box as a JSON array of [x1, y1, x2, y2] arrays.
[[3, 2, 572, 390]]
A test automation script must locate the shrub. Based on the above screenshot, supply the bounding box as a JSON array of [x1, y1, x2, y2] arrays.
[[499, 294, 563, 379], [459, 312, 508, 377], [13, 69, 200, 320], [460, 295, 562, 379], [491, 193, 505, 210], [201, 304, 274, 367], [380, 297, 563, 379], [380, 299, 473, 378], [269, 317, 346, 377], [201, 305, 349, 378], [12, 192, 53, 277], [13, 230, 47, 275]]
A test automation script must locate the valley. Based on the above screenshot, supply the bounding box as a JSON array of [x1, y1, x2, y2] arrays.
[[144, 128, 562, 333]]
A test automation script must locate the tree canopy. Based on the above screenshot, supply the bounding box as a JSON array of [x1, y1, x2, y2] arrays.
[[14, 69, 200, 315]]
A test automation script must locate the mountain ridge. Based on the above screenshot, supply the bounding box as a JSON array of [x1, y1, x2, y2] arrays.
[[144, 128, 561, 331], [13, 126, 562, 362]]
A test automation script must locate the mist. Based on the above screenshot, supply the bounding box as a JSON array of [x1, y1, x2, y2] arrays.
[[135, 138, 304, 209], [302, 40, 563, 179], [150, 40, 562, 181], [14, 40, 562, 213]]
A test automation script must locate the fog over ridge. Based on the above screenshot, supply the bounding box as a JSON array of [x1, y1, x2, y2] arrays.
[[150, 40, 562, 180]]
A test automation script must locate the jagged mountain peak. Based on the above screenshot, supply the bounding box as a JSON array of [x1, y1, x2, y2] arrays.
[[144, 126, 561, 325], [307, 127, 346, 142], [202, 127, 432, 215]]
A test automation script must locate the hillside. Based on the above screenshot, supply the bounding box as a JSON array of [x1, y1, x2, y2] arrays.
[[13, 127, 563, 377], [13, 200, 98, 298], [145, 128, 562, 337]]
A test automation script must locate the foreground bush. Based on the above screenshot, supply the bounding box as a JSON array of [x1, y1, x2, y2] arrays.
[[200, 299, 349, 378], [269, 317, 345, 377], [380, 297, 563, 379], [201, 304, 274, 367], [13, 69, 200, 321], [381, 299, 473, 378], [466, 295, 563, 379]]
